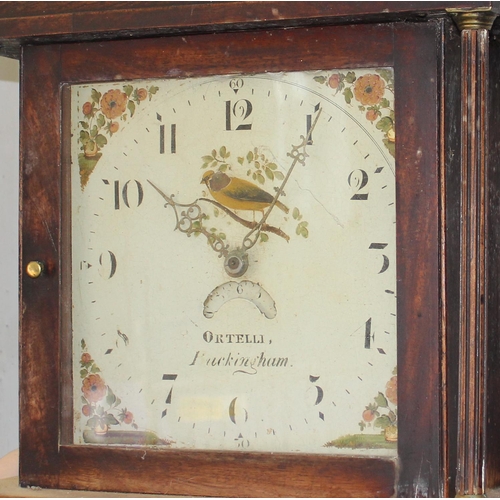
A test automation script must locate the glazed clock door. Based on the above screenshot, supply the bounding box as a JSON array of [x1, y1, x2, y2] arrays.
[[20, 20, 442, 497], [70, 68, 397, 456]]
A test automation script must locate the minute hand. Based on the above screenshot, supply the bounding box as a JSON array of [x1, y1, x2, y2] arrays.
[[242, 107, 323, 251]]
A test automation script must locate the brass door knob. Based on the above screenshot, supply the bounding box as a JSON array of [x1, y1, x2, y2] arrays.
[[26, 261, 44, 278]]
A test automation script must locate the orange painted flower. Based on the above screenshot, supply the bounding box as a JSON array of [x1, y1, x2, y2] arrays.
[[81, 353, 91, 364], [123, 411, 134, 424], [101, 89, 128, 119], [82, 373, 106, 403], [385, 376, 397, 405], [82, 102, 93, 116], [328, 74, 341, 90], [82, 404, 92, 417], [354, 74, 385, 106], [366, 109, 379, 122], [109, 121, 119, 133], [137, 88, 148, 101]]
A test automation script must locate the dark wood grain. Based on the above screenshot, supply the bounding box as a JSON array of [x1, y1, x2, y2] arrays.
[[19, 43, 62, 486], [441, 16, 463, 499], [485, 30, 500, 494], [393, 21, 442, 497], [57, 446, 395, 497], [455, 22, 491, 497], [0, 1, 498, 58]]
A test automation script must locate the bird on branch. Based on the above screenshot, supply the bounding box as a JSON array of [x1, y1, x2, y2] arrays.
[[201, 170, 289, 216]]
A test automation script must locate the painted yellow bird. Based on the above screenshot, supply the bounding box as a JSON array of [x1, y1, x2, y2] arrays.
[[201, 170, 289, 215]]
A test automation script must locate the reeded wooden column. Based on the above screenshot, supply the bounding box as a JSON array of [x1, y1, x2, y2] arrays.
[[449, 9, 497, 497]]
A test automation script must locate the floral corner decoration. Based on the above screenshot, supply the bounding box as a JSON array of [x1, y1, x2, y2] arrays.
[[79, 339, 138, 435], [314, 70, 395, 158], [324, 368, 397, 450], [77, 84, 159, 189]]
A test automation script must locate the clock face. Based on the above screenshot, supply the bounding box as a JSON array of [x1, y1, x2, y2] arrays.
[[70, 68, 397, 457]]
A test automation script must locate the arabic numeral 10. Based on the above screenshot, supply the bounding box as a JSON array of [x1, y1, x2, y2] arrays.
[[103, 179, 144, 210]]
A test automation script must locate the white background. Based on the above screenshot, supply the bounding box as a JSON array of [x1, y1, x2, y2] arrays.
[[0, 55, 19, 458]]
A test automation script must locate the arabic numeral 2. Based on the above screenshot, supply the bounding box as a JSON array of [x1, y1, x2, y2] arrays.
[[103, 179, 144, 210], [226, 99, 253, 131], [348, 169, 369, 200]]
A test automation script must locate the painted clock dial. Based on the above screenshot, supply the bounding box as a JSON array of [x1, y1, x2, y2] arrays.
[[70, 68, 397, 457]]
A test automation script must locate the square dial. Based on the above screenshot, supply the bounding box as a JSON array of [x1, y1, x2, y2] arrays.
[[70, 68, 397, 457]]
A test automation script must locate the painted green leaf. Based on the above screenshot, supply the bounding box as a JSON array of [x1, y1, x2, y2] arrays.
[[96, 406, 105, 417], [123, 85, 134, 97], [343, 88, 353, 104], [376, 116, 394, 133], [87, 416, 99, 428], [79, 121, 89, 129], [90, 125, 98, 138], [105, 413, 120, 426], [95, 134, 108, 148], [268, 162, 277, 170], [376, 69, 394, 84], [246, 151, 254, 163], [91, 89, 101, 104], [265, 167, 274, 180], [256, 173, 265, 185], [219, 164, 228, 172], [79, 130, 90, 144], [296, 221, 309, 238], [383, 138, 396, 158], [374, 415, 392, 430], [345, 71, 356, 84], [380, 98, 390, 108], [149, 85, 159, 95], [81, 396, 88, 405], [202, 155, 214, 163], [274, 171, 285, 180], [293, 208, 300, 220], [106, 387, 117, 407], [219, 145, 227, 158], [219, 233, 226, 240], [260, 233, 269, 242], [80, 369, 88, 378], [374, 391, 388, 408], [313, 75, 327, 84], [81, 339, 86, 349], [90, 364, 101, 373], [238, 156, 244, 165], [96, 114, 106, 128], [127, 100, 136, 118]]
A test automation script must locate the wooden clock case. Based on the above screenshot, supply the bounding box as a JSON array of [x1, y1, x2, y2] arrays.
[[1, 1, 500, 497]]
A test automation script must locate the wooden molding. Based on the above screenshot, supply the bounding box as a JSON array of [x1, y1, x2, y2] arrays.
[[455, 11, 496, 495]]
